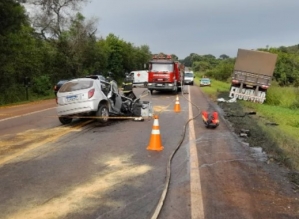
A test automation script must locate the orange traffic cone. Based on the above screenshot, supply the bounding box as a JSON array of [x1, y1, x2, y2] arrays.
[[147, 115, 164, 151], [174, 95, 181, 113]]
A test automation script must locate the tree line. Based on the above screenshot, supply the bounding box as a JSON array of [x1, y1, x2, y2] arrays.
[[0, 0, 152, 105]]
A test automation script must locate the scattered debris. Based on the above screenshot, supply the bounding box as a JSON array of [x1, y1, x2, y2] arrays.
[[267, 157, 275, 164], [218, 91, 297, 186], [134, 117, 144, 121], [217, 97, 237, 103], [217, 98, 226, 102], [240, 133, 248, 137], [239, 128, 250, 137], [240, 129, 250, 133], [227, 97, 237, 103]]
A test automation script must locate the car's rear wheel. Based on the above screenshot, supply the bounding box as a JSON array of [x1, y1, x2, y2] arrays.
[[59, 116, 72, 125], [96, 104, 109, 124]]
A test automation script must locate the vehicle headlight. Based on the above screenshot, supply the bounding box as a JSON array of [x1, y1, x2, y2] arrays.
[[148, 83, 152, 86], [168, 84, 173, 86]]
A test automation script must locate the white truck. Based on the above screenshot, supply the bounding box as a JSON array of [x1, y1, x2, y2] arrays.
[[129, 70, 148, 87], [184, 71, 195, 85]]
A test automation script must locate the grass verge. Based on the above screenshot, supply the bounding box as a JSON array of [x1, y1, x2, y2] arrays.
[[243, 102, 299, 170]]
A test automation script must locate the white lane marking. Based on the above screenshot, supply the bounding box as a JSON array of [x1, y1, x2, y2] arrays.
[[0, 107, 56, 122], [189, 86, 205, 219]]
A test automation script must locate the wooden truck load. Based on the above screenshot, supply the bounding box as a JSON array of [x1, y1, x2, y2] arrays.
[[229, 48, 278, 103]]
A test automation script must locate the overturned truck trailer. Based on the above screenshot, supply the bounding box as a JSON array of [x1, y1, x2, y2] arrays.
[[229, 49, 278, 103]]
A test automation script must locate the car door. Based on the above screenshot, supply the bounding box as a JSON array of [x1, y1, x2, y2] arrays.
[[108, 80, 122, 113]]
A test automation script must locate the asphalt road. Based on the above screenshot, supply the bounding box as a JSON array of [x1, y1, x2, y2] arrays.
[[0, 86, 298, 219]]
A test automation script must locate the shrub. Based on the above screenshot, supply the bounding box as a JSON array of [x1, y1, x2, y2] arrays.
[[31, 75, 52, 96]]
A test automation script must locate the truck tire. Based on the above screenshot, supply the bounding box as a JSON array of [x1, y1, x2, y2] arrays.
[[96, 104, 109, 124], [59, 116, 72, 125]]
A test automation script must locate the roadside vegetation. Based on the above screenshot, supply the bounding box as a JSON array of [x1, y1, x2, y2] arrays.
[[1, 0, 153, 105]]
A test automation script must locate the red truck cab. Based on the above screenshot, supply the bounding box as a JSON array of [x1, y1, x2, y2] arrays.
[[147, 55, 184, 94]]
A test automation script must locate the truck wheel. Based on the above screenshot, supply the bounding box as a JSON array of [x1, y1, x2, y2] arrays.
[[96, 104, 109, 124], [59, 116, 72, 125]]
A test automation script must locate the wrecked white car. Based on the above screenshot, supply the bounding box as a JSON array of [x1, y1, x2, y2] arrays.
[[56, 76, 151, 125]]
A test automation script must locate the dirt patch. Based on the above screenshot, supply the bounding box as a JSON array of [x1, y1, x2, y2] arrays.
[[217, 91, 299, 187]]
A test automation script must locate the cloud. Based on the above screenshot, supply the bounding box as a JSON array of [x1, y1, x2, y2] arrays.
[[82, 0, 299, 59]]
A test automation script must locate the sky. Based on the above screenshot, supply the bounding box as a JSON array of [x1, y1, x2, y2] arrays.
[[81, 0, 298, 59]]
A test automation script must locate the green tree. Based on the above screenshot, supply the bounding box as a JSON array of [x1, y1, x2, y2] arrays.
[[171, 54, 179, 61], [0, 0, 29, 35], [105, 34, 124, 81], [192, 61, 211, 72], [219, 54, 230, 59], [0, 0, 45, 104], [27, 0, 90, 40]]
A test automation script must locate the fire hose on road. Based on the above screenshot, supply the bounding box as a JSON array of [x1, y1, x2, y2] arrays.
[[150, 86, 203, 219]]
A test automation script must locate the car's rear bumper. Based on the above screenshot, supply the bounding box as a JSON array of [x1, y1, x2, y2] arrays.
[[56, 100, 98, 116]]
